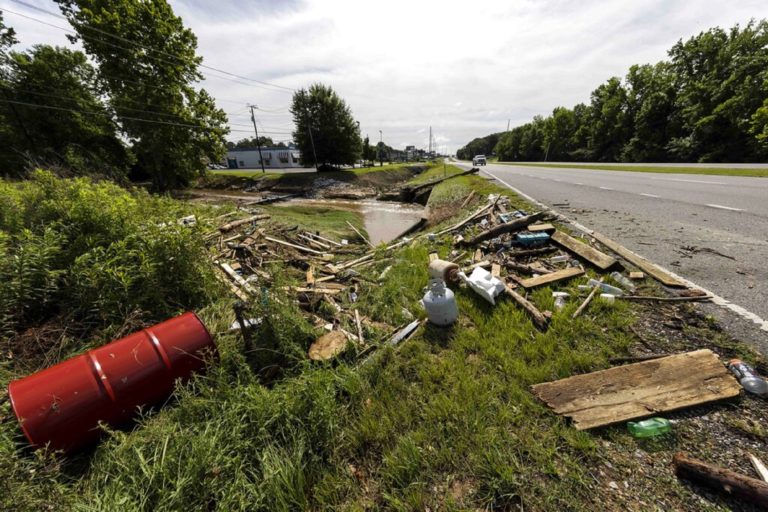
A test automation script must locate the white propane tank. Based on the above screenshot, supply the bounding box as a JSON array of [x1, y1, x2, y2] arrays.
[[423, 279, 458, 326]]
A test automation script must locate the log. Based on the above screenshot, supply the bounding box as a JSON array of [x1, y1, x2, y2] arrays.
[[504, 284, 550, 330], [550, 231, 617, 270], [673, 452, 768, 508], [520, 267, 584, 288], [590, 231, 687, 287], [458, 212, 546, 246], [218, 214, 270, 232]]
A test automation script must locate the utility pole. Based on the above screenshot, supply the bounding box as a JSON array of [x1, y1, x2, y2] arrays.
[[428, 126, 432, 157], [507, 119, 510, 131], [248, 105, 266, 173], [307, 115, 319, 172], [379, 130, 383, 167]]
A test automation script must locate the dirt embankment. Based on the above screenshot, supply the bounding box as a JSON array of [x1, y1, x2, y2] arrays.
[[197, 165, 428, 200]]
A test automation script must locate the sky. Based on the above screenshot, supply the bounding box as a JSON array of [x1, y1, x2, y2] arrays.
[[2, 0, 768, 153]]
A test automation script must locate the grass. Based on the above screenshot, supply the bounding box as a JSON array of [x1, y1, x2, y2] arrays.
[[1, 168, 766, 510], [503, 162, 768, 177]]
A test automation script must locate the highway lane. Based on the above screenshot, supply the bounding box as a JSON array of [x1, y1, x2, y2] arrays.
[[455, 161, 768, 351]]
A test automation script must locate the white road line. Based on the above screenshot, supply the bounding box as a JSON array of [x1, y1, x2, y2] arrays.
[[640, 193, 661, 198], [651, 177, 726, 185], [479, 167, 768, 333], [575, 182, 584, 185], [706, 203, 744, 212], [599, 186, 613, 190]]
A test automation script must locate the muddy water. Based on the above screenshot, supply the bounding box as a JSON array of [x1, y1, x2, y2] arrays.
[[278, 198, 425, 244]]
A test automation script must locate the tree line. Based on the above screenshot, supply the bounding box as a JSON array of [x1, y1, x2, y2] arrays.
[[457, 21, 768, 163], [0, 1, 227, 190]]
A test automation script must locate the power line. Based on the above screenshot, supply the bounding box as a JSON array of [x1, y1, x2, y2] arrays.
[[0, 97, 290, 134], [2, 5, 295, 94]]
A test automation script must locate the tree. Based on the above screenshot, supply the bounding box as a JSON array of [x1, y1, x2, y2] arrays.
[[290, 83, 361, 168], [543, 107, 576, 160], [587, 77, 630, 161], [0, 45, 132, 178], [226, 136, 274, 150], [56, 0, 228, 189]]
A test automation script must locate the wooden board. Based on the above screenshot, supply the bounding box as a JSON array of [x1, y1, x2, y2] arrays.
[[520, 267, 584, 288], [531, 349, 740, 430], [551, 231, 617, 270], [590, 231, 687, 287], [528, 223, 556, 233]]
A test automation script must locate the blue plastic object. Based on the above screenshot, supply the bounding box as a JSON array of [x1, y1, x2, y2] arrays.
[[516, 232, 551, 246]]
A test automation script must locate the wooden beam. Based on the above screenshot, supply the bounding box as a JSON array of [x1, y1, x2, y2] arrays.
[[265, 236, 326, 256], [532, 349, 741, 430], [528, 223, 555, 233], [551, 231, 617, 270], [347, 221, 374, 248], [458, 212, 546, 246], [520, 267, 584, 288], [590, 231, 687, 287], [218, 214, 270, 233]]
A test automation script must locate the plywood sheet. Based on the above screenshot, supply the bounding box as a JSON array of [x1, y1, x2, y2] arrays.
[[531, 349, 740, 430], [520, 267, 584, 288], [551, 231, 617, 270]]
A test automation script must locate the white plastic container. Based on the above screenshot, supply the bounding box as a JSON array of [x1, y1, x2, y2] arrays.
[[600, 293, 616, 303], [460, 267, 506, 305], [423, 279, 459, 326]]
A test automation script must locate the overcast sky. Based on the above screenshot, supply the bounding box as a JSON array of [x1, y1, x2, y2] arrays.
[[3, 0, 768, 152]]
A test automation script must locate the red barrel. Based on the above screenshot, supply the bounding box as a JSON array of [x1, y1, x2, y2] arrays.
[[7, 312, 215, 454]]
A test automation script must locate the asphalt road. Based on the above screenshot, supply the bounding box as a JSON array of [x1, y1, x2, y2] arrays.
[[455, 161, 768, 352]]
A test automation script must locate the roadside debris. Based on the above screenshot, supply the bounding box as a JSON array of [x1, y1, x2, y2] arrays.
[[309, 331, 348, 361], [423, 279, 459, 326], [531, 349, 741, 430], [727, 358, 768, 395], [460, 267, 505, 305], [627, 417, 672, 438]]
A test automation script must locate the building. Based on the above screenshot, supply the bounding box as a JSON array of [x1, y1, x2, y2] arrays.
[[226, 147, 305, 169]]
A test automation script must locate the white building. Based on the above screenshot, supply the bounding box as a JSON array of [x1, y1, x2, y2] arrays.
[[226, 147, 305, 169]]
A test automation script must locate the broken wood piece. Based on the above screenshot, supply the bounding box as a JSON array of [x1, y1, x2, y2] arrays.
[[520, 267, 584, 289], [323, 294, 342, 313], [532, 349, 741, 430], [528, 223, 556, 233], [287, 287, 342, 295], [749, 453, 768, 483], [673, 452, 768, 508], [551, 231, 617, 270], [346, 221, 374, 248], [465, 260, 492, 271], [458, 212, 546, 247], [460, 190, 476, 209], [308, 331, 348, 361], [572, 279, 601, 319], [491, 263, 501, 278], [213, 265, 249, 301], [617, 295, 712, 303], [218, 214, 270, 233], [629, 271, 645, 280], [298, 233, 331, 250], [265, 236, 325, 256], [387, 319, 422, 346], [504, 284, 550, 330], [590, 231, 687, 287], [429, 252, 439, 262], [306, 265, 315, 285], [220, 263, 257, 294], [473, 249, 483, 262], [435, 203, 495, 236], [354, 309, 365, 345], [608, 353, 670, 364]]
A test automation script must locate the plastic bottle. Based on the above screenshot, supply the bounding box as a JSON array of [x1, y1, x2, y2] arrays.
[[728, 359, 768, 395], [588, 278, 624, 296], [610, 271, 636, 293], [600, 293, 615, 303], [627, 418, 672, 438], [550, 255, 569, 264], [552, 292, 569, 310]]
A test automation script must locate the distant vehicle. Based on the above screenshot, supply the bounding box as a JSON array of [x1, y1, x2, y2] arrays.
[[472, 155, 487, 166]]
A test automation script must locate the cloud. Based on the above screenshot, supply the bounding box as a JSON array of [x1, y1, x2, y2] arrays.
[[4, 0, 768, 151]]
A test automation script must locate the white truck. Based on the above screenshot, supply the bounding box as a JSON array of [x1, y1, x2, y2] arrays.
[[472, 154, 487, 166]]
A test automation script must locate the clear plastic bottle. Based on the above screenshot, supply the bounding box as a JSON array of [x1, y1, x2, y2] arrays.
[[627, 418, 672, 438], [552, 292, 569, 310], [588, 278, 624, 296], [728, 359, 768, 395], [610, 271, 636, 292]]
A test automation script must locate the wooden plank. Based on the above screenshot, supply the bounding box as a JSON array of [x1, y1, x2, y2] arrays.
[[629, 271, 645, 280], [306, 265, 315, 285], [265, 236, 325, 256], [491, 263, 501, 278], [528, 223, 555, 233], [551, 231, 617, 270], [429, 252, 439, 262], [590, 231, 687, 287], [520, 267, 584, 288], [532, 349, 740, 430], [473, 249, 483, 262]]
